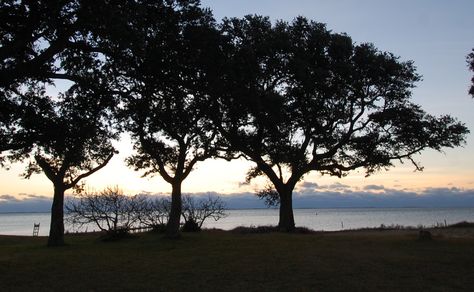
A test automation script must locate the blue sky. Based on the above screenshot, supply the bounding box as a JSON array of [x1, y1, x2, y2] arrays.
[[1, 0, 474, 212]]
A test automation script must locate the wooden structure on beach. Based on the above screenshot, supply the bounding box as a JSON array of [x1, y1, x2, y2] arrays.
[[33, 223, 40, 236]]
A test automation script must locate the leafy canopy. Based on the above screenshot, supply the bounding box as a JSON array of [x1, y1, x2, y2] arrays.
[[112, 0, 220, 183], [7, 86, 117, 189], [215, 16, 468, 192]]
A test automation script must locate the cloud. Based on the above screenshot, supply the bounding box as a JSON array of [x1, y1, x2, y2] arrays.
[[297, 182, 319, 193], [363, 185, 385, 191], [0, 194, 52, 213], [318, 182, 351, 191], [204, 187, 474, 208], [138, 191, 267, 209], [0, 194, 20, 202], [18, 193, 51, 200], [300, 182, 319, 189], [421, 187, 463, 194], [2, 186, 474, 212], [291, 187, 474, 208]]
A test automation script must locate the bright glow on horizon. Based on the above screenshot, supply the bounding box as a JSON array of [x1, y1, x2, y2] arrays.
[[1, 141, 473, 198]]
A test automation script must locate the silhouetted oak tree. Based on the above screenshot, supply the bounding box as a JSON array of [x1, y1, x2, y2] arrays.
[[214, 16, 469, 231], [0, 1, 141, 245], [8, 86, 116, 246], [112, 0, 221, 238]]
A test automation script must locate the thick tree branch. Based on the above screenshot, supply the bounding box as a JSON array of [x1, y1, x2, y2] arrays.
[[67, 151, 114, 188]]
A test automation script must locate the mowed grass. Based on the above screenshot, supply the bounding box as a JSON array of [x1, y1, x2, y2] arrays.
[[1, 229, 474, 291]]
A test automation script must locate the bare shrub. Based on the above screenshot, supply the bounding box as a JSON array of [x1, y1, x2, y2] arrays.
[[133, 195, 170, 231], [65, 186, 139, 235], [181, 194, 227, 231]]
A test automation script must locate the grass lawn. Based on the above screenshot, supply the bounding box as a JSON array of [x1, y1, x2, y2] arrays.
[[1, 229, 473, 291]]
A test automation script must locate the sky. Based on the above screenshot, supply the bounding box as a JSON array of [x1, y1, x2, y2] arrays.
[[1, 0, 474, 211]]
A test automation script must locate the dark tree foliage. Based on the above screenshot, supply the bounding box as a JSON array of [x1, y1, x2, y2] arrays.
[[468, 48, 474, 97], [0, 0, 131, 158], [214, 16, 469, 231], [0, 0, 130, 86], [0, 0, 74, 156], [111, 0, 221, 238], [256, 186, 280, 208], [1, 0, 76, 88]]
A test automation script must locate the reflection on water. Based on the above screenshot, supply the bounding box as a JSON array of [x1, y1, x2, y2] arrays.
[[1, 208, 474, 235]]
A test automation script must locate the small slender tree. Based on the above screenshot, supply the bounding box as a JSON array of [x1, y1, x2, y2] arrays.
[[214, 16, 469, 231]]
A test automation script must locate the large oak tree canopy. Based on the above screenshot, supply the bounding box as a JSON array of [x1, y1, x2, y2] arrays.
[[214, 16, 469, 231]]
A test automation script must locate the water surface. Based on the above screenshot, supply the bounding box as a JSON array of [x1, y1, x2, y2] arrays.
[[1, 208, 474, 236]]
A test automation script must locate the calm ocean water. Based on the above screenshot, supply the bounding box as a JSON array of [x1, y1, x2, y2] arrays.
[[1, 208, 474, 236]]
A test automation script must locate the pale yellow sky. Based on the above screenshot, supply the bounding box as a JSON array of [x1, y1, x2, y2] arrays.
[[1, 133, 473, 199]]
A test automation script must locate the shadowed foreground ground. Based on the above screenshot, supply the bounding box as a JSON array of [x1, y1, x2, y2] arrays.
[[1, 228, 473, 291]]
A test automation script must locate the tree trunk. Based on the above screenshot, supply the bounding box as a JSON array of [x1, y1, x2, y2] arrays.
[[48, 184, 65, 247], [278, 188, 295, 232], [165, 182, 182, 238]]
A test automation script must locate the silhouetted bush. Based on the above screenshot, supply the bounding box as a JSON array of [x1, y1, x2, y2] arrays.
[[231, 225, 279, 234], [100, 227, 134, 242], [418, 230, 432, 241], [231, 225, 315, 234], [133, 195, 170, 228], [293, 227, 315, 234], [65, 186, 140, 234], [449, 221, 474, 228], [181, 218, 200, 232], [150, 224, 167, 233], [181, 194, 227, 230]]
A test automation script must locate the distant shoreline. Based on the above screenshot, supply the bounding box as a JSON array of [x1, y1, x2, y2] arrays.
[[2, 206, 474, 215]]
